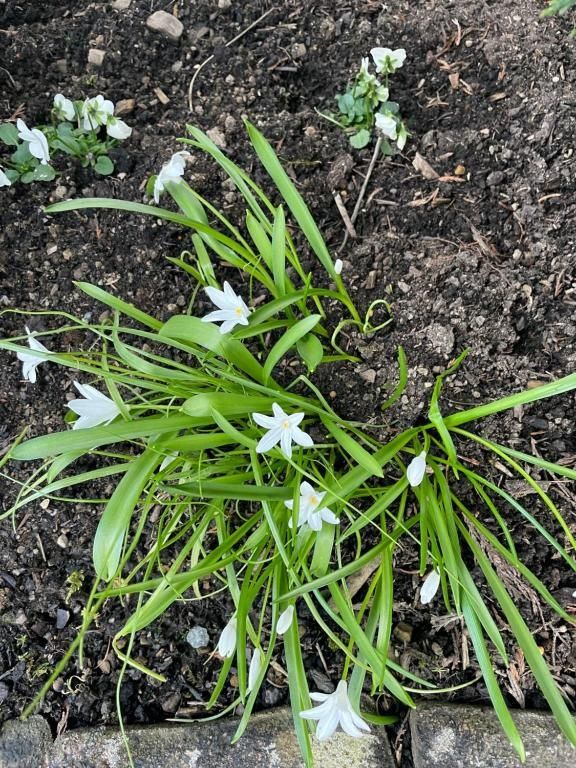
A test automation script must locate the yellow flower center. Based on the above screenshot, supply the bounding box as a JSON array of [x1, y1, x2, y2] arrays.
[[282, 420, 290, 429]]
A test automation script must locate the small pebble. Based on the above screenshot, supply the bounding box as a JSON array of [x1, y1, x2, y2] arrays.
[[186, 625, 210, 648], [87, 49, 106, 67], [146, 10, 184, 42]]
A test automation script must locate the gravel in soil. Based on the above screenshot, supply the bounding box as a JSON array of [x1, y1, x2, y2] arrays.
[[1, 2, 575, 766]]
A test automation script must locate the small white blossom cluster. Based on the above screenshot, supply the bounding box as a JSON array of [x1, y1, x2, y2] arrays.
[[359, 47, 408, 150], [55, 93, 132, 140]]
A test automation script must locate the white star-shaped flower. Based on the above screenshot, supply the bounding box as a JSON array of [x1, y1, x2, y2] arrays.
[[375, 112, 398, 141], [276, 605, 295, 635], [216, 616, 237, 658], [16, 119, 50, 165], [284, 481, 339, 532], [420, 569, 441, 605], [68, 381, 121, 430], [153, 151, 190, 203], [200, 281, 250, 335], [0, 167, 11, 187], [370, 47, 406, 74], [16, 326, 50, 383], [81, 95, 114, 132], [407, 450, 427, 487], [53, 94, 76, 122], [300, 680, 370, 741], [252, 403, 314, 459]]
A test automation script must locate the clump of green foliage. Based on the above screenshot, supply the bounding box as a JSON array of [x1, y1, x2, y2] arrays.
[[1, 122, 575, 767]]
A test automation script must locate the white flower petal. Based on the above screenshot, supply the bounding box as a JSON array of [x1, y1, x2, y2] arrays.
[[309, 692, 330, 703], [204, 285, 229, 308], [272, 403, 287, 419], [54, 94, 75, 121], [316, 710, 340, 741], [291, 425, 314, 448], [320, 508, 340, 526], [217, 616, 237, 658], [420, 569, 441, 605], [375, 112, 397, 141], [339, 710, 367, 738], [0, 168, 11, 187], [308, 511, 323, 531], [247, 648, 263, 693], [256, 427, 283, 454], [407, 450, 427, 487], [300, 481, 315, 497], [280, 428, 294, 459], [276, 605, 295, 635], [252, 412, 278, 429], [106, 117, 132, 140], [334, 258, 343, 275]]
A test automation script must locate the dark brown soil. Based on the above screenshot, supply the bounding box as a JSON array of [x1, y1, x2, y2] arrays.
[[1, 1, 575, 765]]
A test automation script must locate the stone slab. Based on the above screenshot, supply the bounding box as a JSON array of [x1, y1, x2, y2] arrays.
[[0, 716, 51, 768], [0, 708, 395, 768], [410, 702, 576, 768]]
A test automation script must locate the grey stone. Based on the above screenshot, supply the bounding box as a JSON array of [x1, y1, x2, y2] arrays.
[[87, 49, 106, 67], [47, 708, 395, 768], [425, 322, 455, 355], [486, 170, 505, 186], [0, 716, 51, 768], [411, 702, 576, 768], [111, 0, 131, 9], [186, 625, 209, 648], [146, 11, 184, 42]]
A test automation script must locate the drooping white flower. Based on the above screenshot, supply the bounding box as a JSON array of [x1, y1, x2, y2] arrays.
[[68, 381, 121, 430], [106, 116, 132, 140], [16, 119, 50, 165], [81, 95, 114, 132], [200, 281, 250, 335], [370, 47, 406, 74], [375, 112, 398, 141], [153, 151, 190, 203], [247, 648, 263, 693], [334, 258, 343, 275], [53, 94, 76, 122], [420, 569, 441, 605], [407, 450, 427, 487], [16, 326, 50, 383], [0, 168, 12, 187], [284, 481, 339, 532], [300, 680, 370, 741], [276, 605, 295, 635], [253, 403, 314, 460], [217, 616, 237, 658]]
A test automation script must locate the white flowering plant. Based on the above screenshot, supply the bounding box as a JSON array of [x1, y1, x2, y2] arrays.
[[0, 94, 132, 186], [324, 48, 409, 152], [1, 123, 576, 766]]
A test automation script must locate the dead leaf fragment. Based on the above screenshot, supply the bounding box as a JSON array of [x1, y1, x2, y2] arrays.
[[412, 152, 439, 180]]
